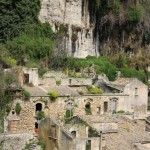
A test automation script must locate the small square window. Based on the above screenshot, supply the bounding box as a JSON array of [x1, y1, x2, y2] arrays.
[[135, 88, 138, 96]]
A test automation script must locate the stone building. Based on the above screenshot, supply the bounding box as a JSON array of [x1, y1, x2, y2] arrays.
[[107, 78, 148, 119], [4, 68, 148, 138], [38, 117, 101, 150]]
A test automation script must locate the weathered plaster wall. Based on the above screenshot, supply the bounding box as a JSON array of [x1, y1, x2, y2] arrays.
[[39, 0, 99, 58], [23, 68, 39, 86], [124, 79, 148, 119]]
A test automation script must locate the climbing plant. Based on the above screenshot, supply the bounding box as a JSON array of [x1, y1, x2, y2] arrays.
[[15, 103, 22, 115]]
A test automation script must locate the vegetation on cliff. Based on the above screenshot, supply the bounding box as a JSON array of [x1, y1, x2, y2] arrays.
[[89, 0, 150, 71], [0, 0, 149, 84]]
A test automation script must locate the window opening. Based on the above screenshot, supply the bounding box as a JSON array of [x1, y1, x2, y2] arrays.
[[104, 102, 108, 113], [71, 131, 76, 138], [97, 107, 101, 114]]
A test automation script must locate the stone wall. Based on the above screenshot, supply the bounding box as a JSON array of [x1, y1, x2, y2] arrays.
[[61, 78, 93, 86], [5, 97, 49, 133], [124, 79, 148, 119], [92, 123, 118, 133], [0, 133, 34, 150], [39, 77, 93, 87], [4, 93, 130, 133], [39, 0, 99, 58]]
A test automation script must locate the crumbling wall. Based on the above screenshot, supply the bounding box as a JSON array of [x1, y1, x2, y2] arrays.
[[0, 133, 34, 150]]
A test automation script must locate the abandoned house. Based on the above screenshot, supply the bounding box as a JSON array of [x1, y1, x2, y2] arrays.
[[4, 68, 148, 135]]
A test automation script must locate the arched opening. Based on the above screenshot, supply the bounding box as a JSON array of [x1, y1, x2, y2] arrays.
[[111, 100, 117, 112], [34, 122, 38, 134], [69, 79, 72, 84], [65, 102, 73, 118], [12, 110, 15, 115], [135, 88, 138, 96], [35, 122, 38, 129], [71, 131, 76, 138], [85, 102, 91, 114], [104, 102, 108, 113], [97, 107, 101, 114], [36, 103, 42, 112], [86, 140, 91, 150]]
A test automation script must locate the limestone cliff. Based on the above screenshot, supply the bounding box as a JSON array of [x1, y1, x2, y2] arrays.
[[39, 0, 150, 61], [39, 0, 99, 58]]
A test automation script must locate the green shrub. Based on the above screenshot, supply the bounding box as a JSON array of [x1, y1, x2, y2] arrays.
[[126, 5, 142, 22], [66, 56, 117, 81], [120, 68, 147, 83], [1, 57, 17, 67], [15, 103, 22, 115], [85, 108, 92, 115], [65, 109, 73, 118], [37, 142, 46, 150], [22, 89, 31, 100], [38, 68, 48, 78], [36, 111, 45, 120], [117, 110, 125, 113], [78, 91, 84, 95], [87, 85, 103, 94], [48, 91, 60, 102], [56, 80, 61, 86], [112, 110, 125, 114]]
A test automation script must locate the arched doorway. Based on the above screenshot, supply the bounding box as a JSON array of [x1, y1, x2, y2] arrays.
[[36, 103, 42, 112], [85, 102, 91, 114], [35, 122, 38, 134], [71, 131, 76, 138], [111, 100, 117, 112]]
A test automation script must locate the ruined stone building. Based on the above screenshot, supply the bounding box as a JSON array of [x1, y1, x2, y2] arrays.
[[3, 68, 149, 150]]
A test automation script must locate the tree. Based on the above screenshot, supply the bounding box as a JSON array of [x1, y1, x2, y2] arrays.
[[0, 0, 41, 42], [0, 66, 18, 131]]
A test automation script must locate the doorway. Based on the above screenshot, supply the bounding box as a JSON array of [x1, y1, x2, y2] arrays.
[[104, 102, 108, 113], [36, 103, 42, 112], [24, 74, 29, 84], [111, 100, 117, 112]]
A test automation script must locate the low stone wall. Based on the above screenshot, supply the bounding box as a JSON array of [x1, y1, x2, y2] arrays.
[[93, 123, 118, 133], [0, 133, 34, 150]]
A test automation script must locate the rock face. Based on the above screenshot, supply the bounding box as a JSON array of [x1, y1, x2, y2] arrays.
[[39, 0, 99, 58]]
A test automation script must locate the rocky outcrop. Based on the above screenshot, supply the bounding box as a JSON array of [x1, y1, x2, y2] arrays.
[[39, 0, 99, 58]]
